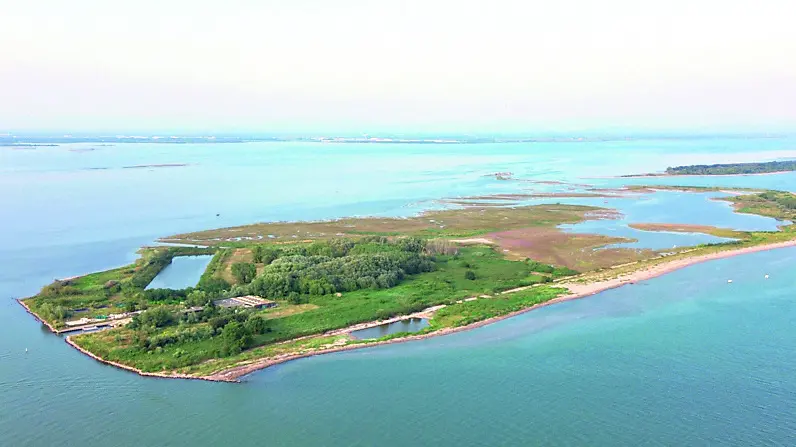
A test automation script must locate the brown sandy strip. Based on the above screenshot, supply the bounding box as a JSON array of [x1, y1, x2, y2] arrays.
[[39, 239, 796, 383]]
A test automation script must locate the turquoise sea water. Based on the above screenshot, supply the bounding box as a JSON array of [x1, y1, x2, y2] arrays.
[[2, 137, 796, 446]]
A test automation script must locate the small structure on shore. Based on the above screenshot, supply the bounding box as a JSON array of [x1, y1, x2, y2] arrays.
[[214, 295, 277, 309]]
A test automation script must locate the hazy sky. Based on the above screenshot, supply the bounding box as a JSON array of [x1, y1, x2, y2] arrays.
[[2, 0, 795, 133]]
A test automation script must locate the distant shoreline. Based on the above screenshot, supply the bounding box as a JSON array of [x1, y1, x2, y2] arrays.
[[620, 170, 794, 179]]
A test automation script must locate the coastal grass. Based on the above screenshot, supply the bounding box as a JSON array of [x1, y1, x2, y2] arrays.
[[184, 286, 567, 377], [176, 335, 347, 377], [429, 286, 566, 328], [24, 265, 136, 324], [160, 204, 608, 246], [25, 246, 217, 326], [722, 190, 796, 222], [70, 246, 554, 373]]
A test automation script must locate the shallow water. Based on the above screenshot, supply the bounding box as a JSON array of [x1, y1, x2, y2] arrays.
[[349, 318, 430, 340], [3, 137, 796, 446], [145, 255, 213, 290]]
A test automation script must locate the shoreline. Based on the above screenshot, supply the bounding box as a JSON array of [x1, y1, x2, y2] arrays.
[[203, 239, 796, 382], [619, 170, 794, 179], [44, 238, 796, 383], [64, 337, 237, 383], [16, 298, 59, 333]]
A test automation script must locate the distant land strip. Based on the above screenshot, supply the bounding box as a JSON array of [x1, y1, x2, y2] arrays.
[[625, 160, 796, 177]]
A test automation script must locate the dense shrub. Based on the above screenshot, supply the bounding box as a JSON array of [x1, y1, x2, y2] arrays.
[[231, 262, 256, 284], [248, 248, 435, 299], [130, 307, 175, 329]]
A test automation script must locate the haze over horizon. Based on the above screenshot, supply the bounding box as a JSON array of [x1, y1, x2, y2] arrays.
[[2, 0, 795, 133]]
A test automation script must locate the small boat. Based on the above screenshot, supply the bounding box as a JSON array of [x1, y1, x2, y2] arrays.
[[727, 279, 733, 283], [765, 274, 770, 279]]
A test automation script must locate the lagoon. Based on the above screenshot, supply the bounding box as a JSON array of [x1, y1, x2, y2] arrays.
[[349, 318, 430, 340], [145, 255, 213, 290], [3, 137, 796, 446]]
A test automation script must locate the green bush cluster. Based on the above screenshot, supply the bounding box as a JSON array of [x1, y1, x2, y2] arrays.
[[231, 262, 256, 284], [760, 191, 796, 210], [129, 304, 271, 356], [245, 238, 434, 299]]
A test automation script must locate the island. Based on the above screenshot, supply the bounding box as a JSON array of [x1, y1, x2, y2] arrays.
[[624, 160, 796, 177], [18, 189, 796, 382]]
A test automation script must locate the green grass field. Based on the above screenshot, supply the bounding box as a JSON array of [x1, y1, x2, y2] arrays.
[[70, 246, 557, 373]]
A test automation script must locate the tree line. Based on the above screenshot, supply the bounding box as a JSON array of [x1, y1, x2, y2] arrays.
[[666, 160, 796, 176]]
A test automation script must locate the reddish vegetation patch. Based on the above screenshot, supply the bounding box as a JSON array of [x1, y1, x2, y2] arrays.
[[487, 227, 651, 270]]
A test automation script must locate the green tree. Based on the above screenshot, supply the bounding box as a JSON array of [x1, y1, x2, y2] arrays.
[[252, 246, 280, 265], [231, 262, 257, 284], [186, 290, 209, 306], [131, 307, 174, 329], [221, 321, 252, 355], [244, 315, 268, 335]]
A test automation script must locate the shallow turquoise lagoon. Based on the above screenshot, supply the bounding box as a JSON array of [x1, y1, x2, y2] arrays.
[[3, 137, 796, 446], [559, 190, 785, 249]]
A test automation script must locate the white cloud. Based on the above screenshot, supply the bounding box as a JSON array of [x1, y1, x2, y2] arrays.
[[1, 0, 795, 132]]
